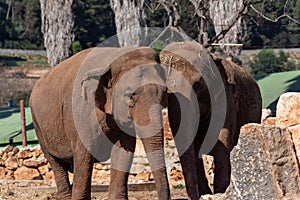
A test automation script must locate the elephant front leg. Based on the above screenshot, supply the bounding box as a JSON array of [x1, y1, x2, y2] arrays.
[[108, 136, 135, 199], [72, 151, 94, 200], [177, 144, 201, 200]]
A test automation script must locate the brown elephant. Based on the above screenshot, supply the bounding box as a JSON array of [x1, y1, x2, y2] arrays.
[[30, 47, 171, 199], [160, 41, 262, 199]]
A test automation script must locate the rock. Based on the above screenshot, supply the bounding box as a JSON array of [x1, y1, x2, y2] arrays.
[[276, 92, 300, 127], [0, 166, 14, 180], [288, 124, 300, 165], [17, 148, 33, 159], [38, 164, 49, 175], [200, 193, 226, 200], [23, 157, 47, 168], [135, 173, 150, 181], [4, 155, 18, 170], [14, 166, 42, 180], [94, 163, 104, 170], [43, 171, 54, 180], [261, 108, 272, 123], [169, 168, 184, 181], [225, 124, 300, 199], [2, 145, 13, 153], [12, 147, 20, 155], [203, 154, 215, 193], [263, 117, 276, 125]]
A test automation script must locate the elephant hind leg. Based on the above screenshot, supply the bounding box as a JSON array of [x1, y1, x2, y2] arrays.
[[210, 130, 231, 194], [31, 111, 72, 199], [45, 154, 72, 199]]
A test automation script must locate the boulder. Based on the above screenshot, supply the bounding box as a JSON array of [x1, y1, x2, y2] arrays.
[[43, 171, 54, 180], [17, 148, 33, 159], [261, 108, 272, 123], [14, 166, 42, 180], [276, 92, 300, 127], [263, 117, 276, 125], [23, 157, 47, 168], [288, 124, 300, 166], [4, 155, 18, 170], [225, 124, 300, 199], [38, 164, 49, 175], [0, 166, 14, 180]]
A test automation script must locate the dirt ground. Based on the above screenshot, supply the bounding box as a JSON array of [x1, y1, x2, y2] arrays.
[[0, 185, 188, 200]]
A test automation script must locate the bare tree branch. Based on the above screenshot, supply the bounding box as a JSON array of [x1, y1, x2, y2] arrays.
[[250, 4, 300, 25], [206, 0, 251, 48]]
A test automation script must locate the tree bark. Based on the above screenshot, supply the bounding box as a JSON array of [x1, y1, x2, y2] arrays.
[[110, 0, 146, 47], [209, 0, 247, 57], [189, 0, 210, 46], [40, 0, 74, 66]]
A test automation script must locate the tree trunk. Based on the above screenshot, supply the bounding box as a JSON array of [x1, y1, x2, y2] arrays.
[[40, 0, 74, 66], [209, 0, 247, 57], [189, 0, 210, 46], [110, 0, 146, 47]]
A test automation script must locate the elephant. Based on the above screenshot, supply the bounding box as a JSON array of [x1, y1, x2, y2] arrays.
[[29, 47, 171, 200], [160, 41, 262, 199]]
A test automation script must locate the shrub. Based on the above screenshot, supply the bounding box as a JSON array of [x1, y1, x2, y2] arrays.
[[72, 41, 83, 55], [249, 49, 293, 75]]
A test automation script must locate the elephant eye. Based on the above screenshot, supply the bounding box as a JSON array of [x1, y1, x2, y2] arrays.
[[124, 92, 137, 107]]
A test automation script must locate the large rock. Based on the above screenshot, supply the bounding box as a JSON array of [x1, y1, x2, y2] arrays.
[[288, 124, 300, 166], [14, 166, 42, 180], [4, 155, 18, 170], [276, 92, 300, 127], [225, 124, 300, 199]]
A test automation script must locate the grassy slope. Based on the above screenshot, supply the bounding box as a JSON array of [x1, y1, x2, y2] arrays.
[[0, 107, 36, 145], [256, 70, 300, 113]]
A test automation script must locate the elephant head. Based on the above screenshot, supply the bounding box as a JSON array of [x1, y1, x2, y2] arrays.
[[72, 47, 170, 199]]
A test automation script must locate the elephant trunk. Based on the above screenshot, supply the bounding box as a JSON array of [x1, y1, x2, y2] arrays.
[[135, 106, 171, 200], [140, 131, 170, 199]]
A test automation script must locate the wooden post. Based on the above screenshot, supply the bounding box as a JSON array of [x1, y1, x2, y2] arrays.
[[20, 100, 27, 147]]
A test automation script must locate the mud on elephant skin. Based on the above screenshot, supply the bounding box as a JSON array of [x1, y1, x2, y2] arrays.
[[30, 47, 170, 200], [160, 41, 262, 199]]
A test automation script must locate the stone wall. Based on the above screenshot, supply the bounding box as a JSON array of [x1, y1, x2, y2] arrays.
[[0, 138, 184, 187], [0, 66, 50, 107], [0, 77, 37, 107]]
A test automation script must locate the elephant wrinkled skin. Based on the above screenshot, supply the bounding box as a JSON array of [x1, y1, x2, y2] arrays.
[[160, 42, 262, 199], [30, 47, 170, 200]]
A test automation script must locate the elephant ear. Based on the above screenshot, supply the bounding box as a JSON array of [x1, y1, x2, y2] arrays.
[[79, 47, 137, 114]]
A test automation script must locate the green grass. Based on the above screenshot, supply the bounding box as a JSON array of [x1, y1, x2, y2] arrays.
[[0, 107, 37, 145], [255, 70, 300, 113]]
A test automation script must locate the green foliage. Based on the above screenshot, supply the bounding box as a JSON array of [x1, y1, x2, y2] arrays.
[[0, 0, 299, 50], [151, 40, 164, 53], [72, 0, 116, 48], [72, 41, 83, 54], [172, 184, 185, 190], [245, 0, 300, 48], [250, 49, 296, 75]]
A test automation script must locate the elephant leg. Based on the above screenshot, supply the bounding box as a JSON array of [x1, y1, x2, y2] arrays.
[[46, 154, 72, 199], [210, 136, 231, 193], [71, 150, 94, 200], [31, 115, 72, 199], [108, 134, 135, 200], [177, 144, 201, 200]]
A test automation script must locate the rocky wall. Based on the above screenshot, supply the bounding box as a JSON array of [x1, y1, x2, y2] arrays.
[[0, 138, 184, 187]]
